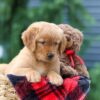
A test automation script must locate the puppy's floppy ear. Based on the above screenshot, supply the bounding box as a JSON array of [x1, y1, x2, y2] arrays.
[[58, 24, 73, 48], [74, 29, 83, 51], [75, 29, 83, 43], [21, 26, 39, 52], [59, 35, 66, 54]]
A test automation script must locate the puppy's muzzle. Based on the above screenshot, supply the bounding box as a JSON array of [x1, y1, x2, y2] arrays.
[[47, 53, 54, 60]]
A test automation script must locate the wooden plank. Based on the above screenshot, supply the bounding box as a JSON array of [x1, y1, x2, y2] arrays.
[[84, 62, 95, 68], [83, 56, 100, 61], [85, 51, 100, 55], [90, 14, 100, 18], [88, 10, 100, 14], [83, 0, 100, 6], [84, 32, 100, 35], [91, 42, 100, 47], [85, 27, 100, 33], [86, 7, 100, 13], [83, 0, 100, 3]]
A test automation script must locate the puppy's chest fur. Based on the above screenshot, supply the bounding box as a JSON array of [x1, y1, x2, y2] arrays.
[[33, 61, 60, 76], [33, 62, 48, 75]]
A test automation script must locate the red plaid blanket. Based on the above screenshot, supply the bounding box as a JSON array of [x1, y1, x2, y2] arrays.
[[7, 73, 90, 100]]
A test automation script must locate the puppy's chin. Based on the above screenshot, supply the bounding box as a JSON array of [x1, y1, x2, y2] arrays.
[[35, 54, 57, 63]]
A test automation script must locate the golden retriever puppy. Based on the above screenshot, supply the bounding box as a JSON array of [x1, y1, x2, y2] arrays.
[[1, 22, 66, 86]]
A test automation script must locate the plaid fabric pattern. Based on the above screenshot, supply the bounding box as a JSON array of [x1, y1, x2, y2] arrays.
[[7, 73, 90, 100]]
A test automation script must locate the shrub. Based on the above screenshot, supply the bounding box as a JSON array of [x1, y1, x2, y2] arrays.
[[87, 64, 100, 100]]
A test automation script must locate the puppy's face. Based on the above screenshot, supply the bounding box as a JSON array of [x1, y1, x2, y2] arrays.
[[58, 24, 83, 52], [22, 22, 66, 63], [35, 33, 62, 62]]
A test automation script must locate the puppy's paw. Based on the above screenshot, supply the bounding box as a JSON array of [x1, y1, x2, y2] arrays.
[[47, 71, 63, 86], [26, 70, 41, 82]]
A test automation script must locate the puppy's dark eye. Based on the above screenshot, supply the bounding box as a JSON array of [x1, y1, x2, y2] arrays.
[[38, 41, 46, 45], [54, 42, 58, 45]]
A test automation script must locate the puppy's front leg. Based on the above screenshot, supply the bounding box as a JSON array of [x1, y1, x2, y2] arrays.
[[47, 71, 63, 86], [8, 67, 41, 83], [26, 70, 41, 82]]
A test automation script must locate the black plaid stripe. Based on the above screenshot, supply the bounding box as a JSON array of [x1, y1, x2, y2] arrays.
[[49, 83, 61, 100], [67, 85, 82, 100], [57, 85, 67, 99], [23, 90, 40, 100], [35, 83, 53, 98], [49, 83, 68, 100]]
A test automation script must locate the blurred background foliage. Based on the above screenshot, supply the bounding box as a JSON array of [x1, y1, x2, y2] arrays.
[[0, 0, 94, 62], [0, 0, 99, 99], [87, 63, 100, 100]]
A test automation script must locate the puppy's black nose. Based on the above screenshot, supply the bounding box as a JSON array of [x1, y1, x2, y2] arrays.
[[47, 53, 54, 59]]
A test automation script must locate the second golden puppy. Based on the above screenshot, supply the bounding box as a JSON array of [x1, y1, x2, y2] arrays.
[[4, 22, 66, 86]]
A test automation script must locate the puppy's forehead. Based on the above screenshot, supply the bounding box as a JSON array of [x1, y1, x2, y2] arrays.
[[39, 32, 62, 42], [39, 25, 63, 40], [38, 33, 61, 42], [28, 22, 64, 41]]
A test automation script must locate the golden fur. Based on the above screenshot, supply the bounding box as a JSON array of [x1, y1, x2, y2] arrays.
[[0, 22, 67, 86]]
